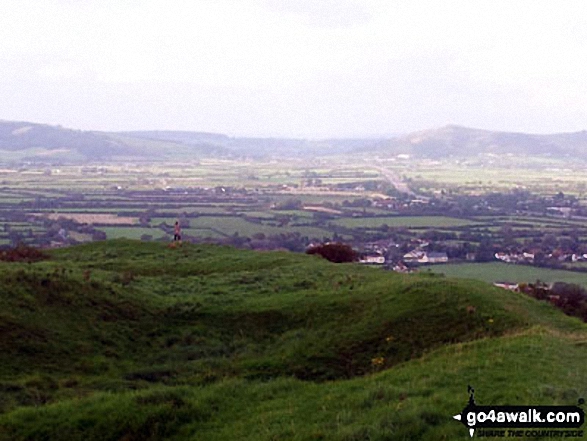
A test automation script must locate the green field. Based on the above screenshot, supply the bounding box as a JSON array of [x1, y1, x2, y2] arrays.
[[430, 262, 587, 287], [151, 216, 332, 239], [162, 206, 233, 215], [332, 216, 478, 229], [181, 227, 225, 239], [1, 241, 586, 440], [99, 227, 167, 240], [189, 216, 289, 236], [150, 217, 183, 226], [49, 208, 132, 213]]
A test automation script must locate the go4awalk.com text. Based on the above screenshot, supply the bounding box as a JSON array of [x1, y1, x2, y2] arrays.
[[453, 386, 585, 438]]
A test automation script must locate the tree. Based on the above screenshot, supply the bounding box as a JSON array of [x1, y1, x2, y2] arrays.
[[306, 242, 358, 263]]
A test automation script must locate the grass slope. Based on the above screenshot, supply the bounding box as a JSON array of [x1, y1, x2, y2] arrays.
[[0, 240, 586, 440], [430, 262, 587, 288]]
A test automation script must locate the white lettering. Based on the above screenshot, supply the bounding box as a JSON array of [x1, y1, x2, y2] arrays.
[[506, 412, 519, 422]]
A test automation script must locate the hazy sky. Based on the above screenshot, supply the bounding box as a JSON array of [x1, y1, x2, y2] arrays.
[[1, 0, 586, 137]]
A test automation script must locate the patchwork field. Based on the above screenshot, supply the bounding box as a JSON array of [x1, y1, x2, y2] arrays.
[[99, 227, 167, 240], [332, 216, 478, 229], [41, 213, 138, 225], [2, 158, 587, 295]]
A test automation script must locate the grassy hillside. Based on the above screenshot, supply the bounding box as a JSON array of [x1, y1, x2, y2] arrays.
[[430, 262, 587, 288], [380, 125, 587, 158], [0, 240, 586, 440], [0, 121, 225, 162], [0, 121, 139, 161]]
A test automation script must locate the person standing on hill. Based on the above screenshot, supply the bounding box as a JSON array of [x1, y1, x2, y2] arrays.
[[174, 221, 181, 242]]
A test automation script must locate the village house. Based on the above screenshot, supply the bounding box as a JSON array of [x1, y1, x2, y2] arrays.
[[493, 282, 519, 291], [546, 206, 572, 217], [392, 261, 411, 273], [403, 250, 448, 264], [494, 252, 534, 264], [523, 252, 535, 261], [403, 250, 425, 263], [372, 198, 398, 209], [363, 239, 398, 254], [359, 253, 386, 265], [426, 251, 449, 263]]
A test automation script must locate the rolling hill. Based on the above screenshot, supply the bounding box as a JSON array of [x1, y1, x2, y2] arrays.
[[374, 125, 587, 158], [2, 119, 587, 162], [119, 131, 380, 158], [0, 240, 586, 440], [121, 125, 587, 159], [0, 120, 134, 161], [0, 121, 227, 162]]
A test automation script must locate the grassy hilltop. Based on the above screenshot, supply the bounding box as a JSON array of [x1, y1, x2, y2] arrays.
[[0, 240, 586, 440]]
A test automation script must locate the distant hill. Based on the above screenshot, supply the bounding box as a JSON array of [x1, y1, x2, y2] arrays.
[[0, 120, 370, 162], [0, 240, 586, 440], [120, 130, 385, 157], [121, 130, 230, 145], [0, 121, 228, 163], [368, 125, 587, 158], [2, 120, 587, 162], [0, 120, 136, 161]]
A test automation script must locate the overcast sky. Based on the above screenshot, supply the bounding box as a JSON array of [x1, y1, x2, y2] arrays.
[[1, 0, 586, 138]]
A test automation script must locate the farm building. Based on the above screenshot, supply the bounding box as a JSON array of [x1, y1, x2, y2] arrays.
[[403, 250, 448, 264], [359, 253, 386, 265]]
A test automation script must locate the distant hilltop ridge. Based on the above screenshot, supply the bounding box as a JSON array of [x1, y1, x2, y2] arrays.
[[389, 124, 587, 158], [1, 119, 587, 162]]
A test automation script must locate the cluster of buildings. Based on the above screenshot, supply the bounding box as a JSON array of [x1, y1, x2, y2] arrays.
[[358, 239, 448, 272], [494, 252, 535, 264], [401, 250, 448, 264], [495, 250, 587, 264]]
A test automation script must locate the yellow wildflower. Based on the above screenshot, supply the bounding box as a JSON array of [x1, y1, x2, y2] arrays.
[[371, 356, 385, 367]]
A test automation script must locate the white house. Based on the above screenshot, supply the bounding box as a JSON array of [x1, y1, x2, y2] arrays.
[[359, 254, 386, 265], [403, 250, 448, 264]]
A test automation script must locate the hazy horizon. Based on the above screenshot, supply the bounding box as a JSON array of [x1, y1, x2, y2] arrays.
[[5, 118, 587, 142], [1, 0, 586, 138]]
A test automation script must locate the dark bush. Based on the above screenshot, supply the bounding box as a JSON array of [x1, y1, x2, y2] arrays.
[[0, 245, 49, 263], [306, 242, 358, 263]]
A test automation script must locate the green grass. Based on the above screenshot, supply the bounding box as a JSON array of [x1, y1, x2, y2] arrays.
[[268, 210, 315, 218], [152, 216, 332, 239], [48, 208, 131, 213], [150, 217, 179, 226], [5, 330, 581, 441], [332, 216, 478, 229], [564, 262, 587, 270], [287, 226, 332, 239], [240, 211, 279, 219], [429, 262, 587, 287], [0, 197, 33, 203], [161, 206, 232, 215], [98, 227, 167, 240], [181, 228, 225, 238], [0, 240, 586, 440], [187, 216, 288, 236]]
